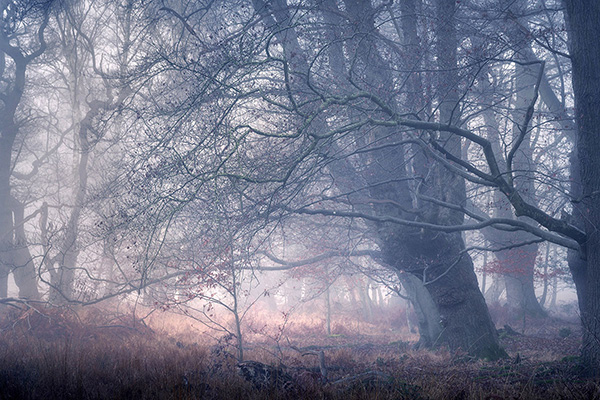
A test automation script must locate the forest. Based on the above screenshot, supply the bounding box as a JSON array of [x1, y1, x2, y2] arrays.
[[0, 0, 599, 398]]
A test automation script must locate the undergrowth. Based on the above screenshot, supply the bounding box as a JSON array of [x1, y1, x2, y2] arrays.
[[0, 304, 597, 399]]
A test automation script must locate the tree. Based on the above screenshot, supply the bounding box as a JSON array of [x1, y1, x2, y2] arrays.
[[562, 0, 600, 374], [126, 0, 505, 358], [0, 0, 53, 299], [30, 0, 136, 303], [474, 57, 546, 317], [241, 0, 505, 358]]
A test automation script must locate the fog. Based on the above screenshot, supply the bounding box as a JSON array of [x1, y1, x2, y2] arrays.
[[0, 0, 598, 397]]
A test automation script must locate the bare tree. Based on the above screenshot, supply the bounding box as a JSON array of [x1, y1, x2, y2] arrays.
[[0, 0, 53, 299]]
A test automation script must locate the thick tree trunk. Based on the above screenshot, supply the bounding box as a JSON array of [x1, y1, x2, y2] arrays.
[[563, 0, 600, 374], [389, 230, 504, 359], [253, 0, 504, 359], [431, 251, 502, 359], [419, 0, 504, 358], [346, 0, 503, 358], [11, 252, 37, 299]]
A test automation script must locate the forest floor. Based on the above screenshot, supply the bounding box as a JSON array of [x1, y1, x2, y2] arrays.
[[0, 303, 596, 399]]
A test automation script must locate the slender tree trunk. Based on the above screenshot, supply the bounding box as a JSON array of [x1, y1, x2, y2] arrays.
[[476, 54, 545, 317], [0, 128, 40, 300], [357, 279, 373, 322], [485, 276, 505, 304], [233, 304, 244, 362], [539, 243, 550, 307], [406, 302, 416, 333], [0, 181, 10, 297], [481, 250, 488, 294], [550, 273, 558, 310], [398, 272, 442, 348], [325, 285, 332, 335], [345, 276, 359, 310], [0, 139, 12, 297], [9, 197, 40, 299], [0, 114, 22, 300]]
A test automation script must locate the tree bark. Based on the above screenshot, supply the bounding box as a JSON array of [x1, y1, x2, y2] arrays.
[[539, 243, 550, 307], [422, 0, 504, 358], [563, 0, 600, 374], [325, 285, 331, 335]]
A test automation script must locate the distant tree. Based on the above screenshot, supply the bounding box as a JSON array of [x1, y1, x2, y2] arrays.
[[0, 0, 54, 299], [32, 0, 135, 303]]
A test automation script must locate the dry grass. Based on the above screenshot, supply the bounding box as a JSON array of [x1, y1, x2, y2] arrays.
[[0, 304, 597, 399]]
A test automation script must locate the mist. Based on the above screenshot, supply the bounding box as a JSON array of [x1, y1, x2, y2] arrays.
[[0, 0, 597, 398]]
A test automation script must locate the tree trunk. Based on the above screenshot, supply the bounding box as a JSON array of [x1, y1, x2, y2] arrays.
[[485, 276, 505, 304], [358, 279, 373, 322], [417, 0, 504, 358], [325, 285, 331, 335], [0, 123, 18, 298], [550, 274, 558, 310], [0, 3, 49, 300], [398, 272, 442, 348], [563, 0, 600, 374], [481, 250, 488, 294], [499, 246, 545, 317], [0, 152, 12, 298], [0, 134, 39, 299], [505, 61, 545, 317], [476, 53, 545, 317], [539, 243, 550, 307], [346, 0, 504, 358]]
